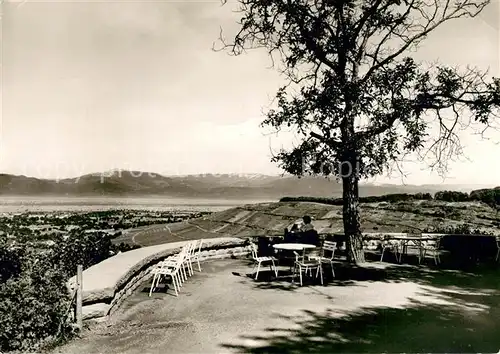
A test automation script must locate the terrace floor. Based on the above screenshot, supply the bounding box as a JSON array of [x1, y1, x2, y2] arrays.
[[55, 258, 500, 354]]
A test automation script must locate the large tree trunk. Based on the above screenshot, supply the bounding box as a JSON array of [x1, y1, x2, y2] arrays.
[[341, 155, 365, 264]]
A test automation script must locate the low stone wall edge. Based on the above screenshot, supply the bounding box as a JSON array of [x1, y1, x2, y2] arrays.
[[75, 237, 250, 319]]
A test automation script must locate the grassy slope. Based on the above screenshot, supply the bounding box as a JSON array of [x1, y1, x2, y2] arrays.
[[128, 200, 499, 246]]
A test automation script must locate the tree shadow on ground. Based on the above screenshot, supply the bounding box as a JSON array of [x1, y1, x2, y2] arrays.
[[221, 285, 500, 353], [241, 249, 499, 291], [224, 258, 500, 353]]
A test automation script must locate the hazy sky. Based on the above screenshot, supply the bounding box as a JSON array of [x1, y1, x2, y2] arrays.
[[1, 0, 499, 185]]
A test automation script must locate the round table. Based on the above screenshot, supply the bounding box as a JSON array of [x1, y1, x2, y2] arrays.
[[273, 243, 317, 277], [273, 243, 317, 261], [273, 243, 317, 251]]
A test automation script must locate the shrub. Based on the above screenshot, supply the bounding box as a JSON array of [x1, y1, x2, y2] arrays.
[[0, 230, 136, 351], [0, 249, 72, 352], [469, 187, 500, 208], [0, 244, 23, 283], [280, 192, 434, 205], [52, 231, 115, 277], [434, 190, 470, 202]]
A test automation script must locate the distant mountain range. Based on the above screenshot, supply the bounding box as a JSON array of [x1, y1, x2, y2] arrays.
[[0, 171, 496, 199]]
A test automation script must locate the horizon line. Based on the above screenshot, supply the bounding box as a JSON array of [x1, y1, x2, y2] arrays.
[[0, 169, 496, 187]]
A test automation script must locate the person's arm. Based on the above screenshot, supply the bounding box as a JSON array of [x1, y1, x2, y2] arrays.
[[301, 223, 313, 232]]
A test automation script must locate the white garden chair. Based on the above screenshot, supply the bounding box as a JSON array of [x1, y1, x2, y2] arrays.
[[149, 247, 186, 297], [292, 250, 323, 286], [363, 239, 380, 251], [180, 241, 195, 277], [249, 242, 278, 280], [188, 239, 203, 272], [421, 237, 442, 265], [167, 244, 191, 283], [308, 240, 336, 278], [380, 238, 403, 263]]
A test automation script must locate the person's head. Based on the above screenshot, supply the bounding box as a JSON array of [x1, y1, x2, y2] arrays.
[[302, 215, 312, 224]]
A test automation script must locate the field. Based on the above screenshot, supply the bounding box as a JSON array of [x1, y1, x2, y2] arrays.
[[121, 200, 500, 247]]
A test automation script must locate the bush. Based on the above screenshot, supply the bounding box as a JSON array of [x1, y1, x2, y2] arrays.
[[0, 244, 23, 283], [280, 192, 434, 205], [51, 232, 115, 278], [0, 249, 72, 352], [434, 190, 470, 202], [469, 187, 500, 208], [0, 230, 137, 351]]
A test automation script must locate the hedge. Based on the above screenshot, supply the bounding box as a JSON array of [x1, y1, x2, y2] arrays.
[[0, 232, 140, 352], [280, 187, 499, 207]]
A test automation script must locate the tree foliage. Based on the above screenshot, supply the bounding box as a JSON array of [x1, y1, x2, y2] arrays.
[[216, 0, 500, 177], [216, 0, 500, 262]]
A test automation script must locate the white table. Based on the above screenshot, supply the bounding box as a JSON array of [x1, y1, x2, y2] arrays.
[[273, 243, 317, 279], [273, 243, 317, 251], [273, 243, 317, 261]]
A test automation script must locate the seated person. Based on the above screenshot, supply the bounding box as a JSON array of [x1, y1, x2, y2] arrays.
[[284, 223, 301, 243], [298, 215, 320, 246], [302, 229, 321, 247], [300, 215, 314, 232]]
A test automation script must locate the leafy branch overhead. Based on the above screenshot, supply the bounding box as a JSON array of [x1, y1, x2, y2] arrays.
[[216, 0, 500, 178]]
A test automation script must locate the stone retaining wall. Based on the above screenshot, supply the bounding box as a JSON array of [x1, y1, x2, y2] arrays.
[[67, 237, 251, 322]]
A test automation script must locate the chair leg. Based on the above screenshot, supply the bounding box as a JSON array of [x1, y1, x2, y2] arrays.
[[187, 259, 194, 276], [330, 261, 335, 278], [172, 274, 179, 296], [178, 268, 185, 285], [149, 274, 158, 297], [155, 273, 162, 290], [299, 266, 303, 286], [153, 273, 164, 294], [496, 248, 499, 262], [177, 267, 184, 284], [271, 259, 278, 277], [435, 252, 440, 265], [196, 258, 201, 272], [380, 248, 385, 262], [315, 264, 323, 285], [255, 262, 261, 280]]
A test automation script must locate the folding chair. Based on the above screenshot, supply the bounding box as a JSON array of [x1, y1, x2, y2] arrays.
[[249, 242, 278, 280], [189, 239, 203, 272], [168, 244, 190, 283], [308, 240, 336, 278], [292, 250, 323, 286], [149, 248, 186, 297], [380, 237, 403, 263], [421, 237, 442, 265]]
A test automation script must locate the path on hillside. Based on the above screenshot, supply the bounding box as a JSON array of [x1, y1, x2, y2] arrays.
[[129, 224, 187, 246]]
